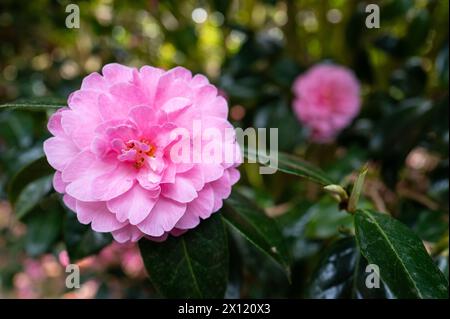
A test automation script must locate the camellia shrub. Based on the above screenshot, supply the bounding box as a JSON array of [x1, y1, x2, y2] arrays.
[[0, 0, 448, 299]]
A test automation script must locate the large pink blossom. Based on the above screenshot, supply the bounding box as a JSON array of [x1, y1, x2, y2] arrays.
[[44, 64, 241, 243], [292, 64, 361, 143]]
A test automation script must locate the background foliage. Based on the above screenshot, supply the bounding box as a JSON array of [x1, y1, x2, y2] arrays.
[[0, 0, 448, 298]]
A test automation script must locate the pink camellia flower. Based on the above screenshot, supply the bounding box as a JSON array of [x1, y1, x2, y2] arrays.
[[44, 64, 241, 243], [292, 64, 361, 143]]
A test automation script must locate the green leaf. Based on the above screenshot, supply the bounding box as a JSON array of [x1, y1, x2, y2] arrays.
[[0, 97, 66, 111], [307, 237, 393, 299], [222, 190, 291, 276], [15, 176, 52, 220], [244, 147, 334, 185], [64, 210, 113, 262], [8, 156, 54, 205], [405, 10, 430, 54], [252, 100, 302, 152], [23, 195, 64, 257], [412, 210, 448, 243], [139, 214, 228, 298], [304, 197, 353, 240], [355, 209, 449, 299]]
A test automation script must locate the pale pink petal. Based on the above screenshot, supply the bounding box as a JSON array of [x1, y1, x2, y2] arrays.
[[107, 184, 158, 225], [179, 165, 204, 191], [190, 74, 209, 87], [91, 164, 135, 201], [76, 200, 126, 232], [61, 150, 96, 182], [102, 63, 135, 84], [47, 109, 67, 137], [228, 167, 241, 185], [53, 171, 66, 193], [112, 225, 144, 243], [63, 194, 77, 211], [66, 175, 99, 202], [43, 137, 79, 170], [128, 105, 157, 133], [161, 97, 191, 114], [201, 163, 224, 183], [137, 198, 186, 237], [138, 66, 164, 104], [161, 176, 198, 203], [80, 72, 108, 91]]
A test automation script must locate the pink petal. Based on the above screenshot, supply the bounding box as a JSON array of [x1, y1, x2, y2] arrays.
[[76, 200, 126, 232], [109, 83, 148, 112], [161, 97, 191, 114], [137, 167, 162, 189], [161, 175, 198, 203], [137, 198, 186, 237], [91, 164, 135, 201], [66, 175, 98, 201], [90, 137, 110, 157], [98, 94, 127, 121], [67, 90, 102, 119], [47, 109, 66, 137], [43, 137, 79, 171], [80, 72, 108, 91], [60, 111, 79, 137], [128, 106, 157, 133], [211, 170, 232, 200], [190, 74, 209, 87], [138, 66, 164, 104], [53, 171, 66, 193], [102, 63, 135, 84], [112, 225, 144, 243], [63, 194, 77, 211], [201, 163, 224, 183], [179, 165, 205, 191], [227, 167, 241, 185], [61, 150, 96, 182], [107, 184, 158, 225], [174, 184, 215, 229]]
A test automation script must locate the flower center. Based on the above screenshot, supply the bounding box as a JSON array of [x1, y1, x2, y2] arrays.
[[118, 139, 156, 169]]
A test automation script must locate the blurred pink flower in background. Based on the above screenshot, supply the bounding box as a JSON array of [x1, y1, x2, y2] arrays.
[[44, 64, 240, 243], [292, 64, 361, 143]]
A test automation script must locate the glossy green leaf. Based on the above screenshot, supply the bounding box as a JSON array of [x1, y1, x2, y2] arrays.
[[222, 190, 291, 276], [307, 237, 393, 299], [139, 214, 228, 298], [355, 209, 449, 299], [276, 201, 322, 261], [23, 195, 64, 257], [15, 175, 52, 219], [64, 210, 112, 262], [8, 156, 54, 205], [0, 97, 66, 111], [304, 198, 353, 240], [244, 147, 334, 185], [412, 210, 448, 243]]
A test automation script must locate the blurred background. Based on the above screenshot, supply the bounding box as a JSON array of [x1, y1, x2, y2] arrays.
[[0, 0, 448, 298]]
